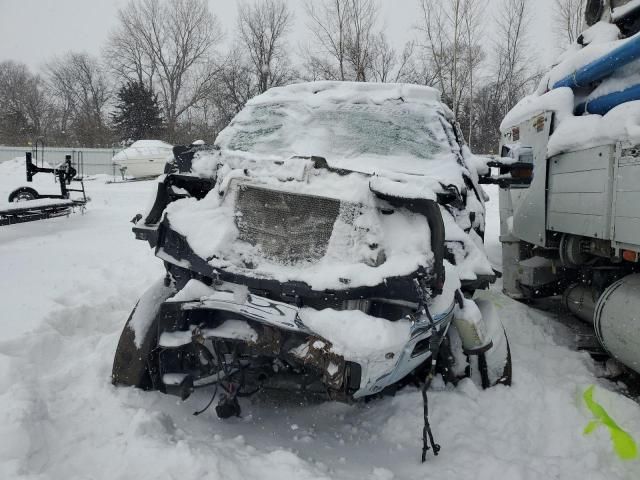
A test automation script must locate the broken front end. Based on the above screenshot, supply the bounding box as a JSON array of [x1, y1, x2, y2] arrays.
[[113, 154, 509, 413]]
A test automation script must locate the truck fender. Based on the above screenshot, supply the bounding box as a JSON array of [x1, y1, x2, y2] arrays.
[[112, 277, 176, 389]]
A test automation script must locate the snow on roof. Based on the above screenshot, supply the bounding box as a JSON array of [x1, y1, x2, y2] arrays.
[[113, 140, 174, 163], [500, 88, 575, 132], [540, 22, 623, 92], [129, 140, 173, 148], [612, 0, 640, 20], [503, 21, 640, 155], [547, 100, 640, 156], [247, 81, 442, 107]]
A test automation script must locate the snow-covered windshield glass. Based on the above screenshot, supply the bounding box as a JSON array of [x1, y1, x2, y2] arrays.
[[220, 101, 451, 162]]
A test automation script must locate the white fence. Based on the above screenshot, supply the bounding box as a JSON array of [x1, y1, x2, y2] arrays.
[[0, 146, 124, 176]]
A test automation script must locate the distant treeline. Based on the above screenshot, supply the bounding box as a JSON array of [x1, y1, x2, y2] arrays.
[[0, 0, 581, 153]]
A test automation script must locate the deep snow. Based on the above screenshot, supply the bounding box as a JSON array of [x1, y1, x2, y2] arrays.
[[0, 158, 639, 479]]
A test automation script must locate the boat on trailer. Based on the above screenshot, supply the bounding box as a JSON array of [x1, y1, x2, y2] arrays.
[[112, 140, 173, 179]]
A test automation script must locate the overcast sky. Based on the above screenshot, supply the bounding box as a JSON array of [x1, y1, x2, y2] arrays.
[[0, 0, 558, 73]]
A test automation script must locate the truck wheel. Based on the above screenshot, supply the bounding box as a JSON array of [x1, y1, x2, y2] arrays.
[[8, 187, 39, 202], [112, 278, 176, 389]]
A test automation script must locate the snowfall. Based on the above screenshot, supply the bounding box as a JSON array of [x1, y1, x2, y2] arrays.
[[0, 157, 639, 480]]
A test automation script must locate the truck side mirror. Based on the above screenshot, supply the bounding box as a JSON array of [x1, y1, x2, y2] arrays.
[[478, 144, 534, 188]]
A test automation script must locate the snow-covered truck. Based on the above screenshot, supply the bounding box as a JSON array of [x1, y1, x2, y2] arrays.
[[112, 82, 511, 441], [482, 0, 640, 376]]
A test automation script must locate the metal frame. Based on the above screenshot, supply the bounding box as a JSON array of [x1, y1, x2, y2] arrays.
[[0, 152, 87, 226]]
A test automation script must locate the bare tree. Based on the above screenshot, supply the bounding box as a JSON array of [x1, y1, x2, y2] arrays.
[[198, 1, 296, 139], [495, 0, 534, 111], [370, 33, 396, 83], [462, 2, 485, 147], [553, 0, 587, 46], [370, 35, 418, 83], [108, 0, 223, 140], [104, 18, 156, 88], [303, 53, 343, 81], [46, 53, 112, 146], [303, 0, 381, 82], [416, 0, 485, 119], [209, 47, 258, 129], [304, 0, 351, 80], [0, 61, 53, 145], [343, 0, 378, 81], [237, 0, 294, 94], [473, 0, 539, 153]]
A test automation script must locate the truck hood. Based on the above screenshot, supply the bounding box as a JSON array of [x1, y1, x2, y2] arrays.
[[163, 155, 437, 291]]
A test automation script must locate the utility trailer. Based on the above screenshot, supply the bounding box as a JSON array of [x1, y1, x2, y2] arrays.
[[0, 152, 87, 226]]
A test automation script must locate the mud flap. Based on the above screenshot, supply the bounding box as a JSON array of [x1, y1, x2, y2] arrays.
[[112, 277, 176, 389], [475, 299, 512, 386], [448, 298, 512, 388]]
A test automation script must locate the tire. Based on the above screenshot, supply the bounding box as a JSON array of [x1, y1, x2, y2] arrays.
[[112, 278, 176, 389], [8, 187, 39, 203]]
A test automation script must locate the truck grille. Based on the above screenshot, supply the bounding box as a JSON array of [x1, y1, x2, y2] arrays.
[[235, 183, 344, 264]]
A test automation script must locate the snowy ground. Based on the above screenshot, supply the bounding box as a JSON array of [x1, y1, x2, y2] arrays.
[[0, 157, 638, 479]]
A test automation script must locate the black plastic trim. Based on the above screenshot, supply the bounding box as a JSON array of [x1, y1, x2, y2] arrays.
[[368, 189, 446, 295], [156, 218, 433, 303]]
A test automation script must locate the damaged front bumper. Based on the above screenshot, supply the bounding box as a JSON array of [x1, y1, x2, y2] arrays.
[[152, 285, 455, 401]]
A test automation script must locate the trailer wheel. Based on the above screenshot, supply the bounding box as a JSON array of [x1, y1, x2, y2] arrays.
[[112, 278, 176, 390], [8, 187, 39, 202]]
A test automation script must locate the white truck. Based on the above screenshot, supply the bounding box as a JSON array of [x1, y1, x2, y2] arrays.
[[482, 0, 640, 376]]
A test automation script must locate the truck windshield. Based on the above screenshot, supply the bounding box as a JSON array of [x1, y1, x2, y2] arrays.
[[216, 101, 456, 170]]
